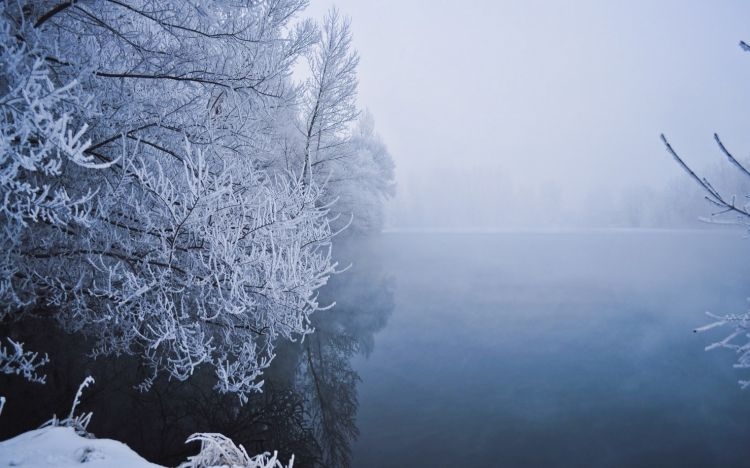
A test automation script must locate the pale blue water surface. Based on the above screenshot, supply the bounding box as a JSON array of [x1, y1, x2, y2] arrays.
[[340, 231, 750, 467]]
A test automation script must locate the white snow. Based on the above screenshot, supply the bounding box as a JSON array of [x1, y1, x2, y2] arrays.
[[0, 427, 162, 468]]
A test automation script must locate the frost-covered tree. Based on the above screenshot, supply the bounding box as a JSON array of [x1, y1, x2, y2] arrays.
[[327, 112, 396, 233], [0, 1, 344, 401], [300, 7, 359, 186], [298, 9, 395, 233], [2, 0, 395, 401], [662, 40, 750, 388]]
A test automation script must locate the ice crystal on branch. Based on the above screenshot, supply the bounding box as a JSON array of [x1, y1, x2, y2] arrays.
[[0, 338, 49, 384]]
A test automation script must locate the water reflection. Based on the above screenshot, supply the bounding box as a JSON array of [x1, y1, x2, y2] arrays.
[[300, 239, 395, 467], [0, 237, 393, 468]]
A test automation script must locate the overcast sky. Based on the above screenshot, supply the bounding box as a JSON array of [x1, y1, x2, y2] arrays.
[[304, 1, 750, 228]]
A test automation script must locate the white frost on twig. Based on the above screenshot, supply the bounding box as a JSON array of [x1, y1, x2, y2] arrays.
[[0, 338, 49, 384]]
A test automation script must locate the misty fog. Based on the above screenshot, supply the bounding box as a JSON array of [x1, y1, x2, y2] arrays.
[[305, 0, 750, 229]]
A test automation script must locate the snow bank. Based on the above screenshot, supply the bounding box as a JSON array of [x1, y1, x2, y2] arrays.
[[0, 427, 295, 468], [0, 426, 161, 468]]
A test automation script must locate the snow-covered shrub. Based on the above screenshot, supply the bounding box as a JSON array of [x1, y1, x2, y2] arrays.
[[180, 433, 294, 468]]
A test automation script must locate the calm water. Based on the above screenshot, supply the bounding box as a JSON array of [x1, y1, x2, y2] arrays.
[[342, 231, 750, 468], [3, 230, 750, 467]]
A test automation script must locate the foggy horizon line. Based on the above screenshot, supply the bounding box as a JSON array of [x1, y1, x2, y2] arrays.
[[381, 226, 744, 234]]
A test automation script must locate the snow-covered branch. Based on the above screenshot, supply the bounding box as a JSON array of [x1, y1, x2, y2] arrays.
[[0, 338, 49, 384], [664, 39, 750, 388]]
